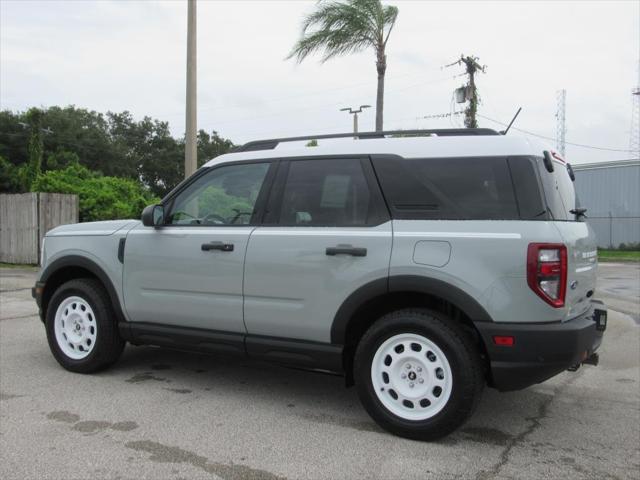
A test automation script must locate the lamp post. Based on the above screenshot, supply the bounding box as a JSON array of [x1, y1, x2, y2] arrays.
[[340, 105, 371, 138]]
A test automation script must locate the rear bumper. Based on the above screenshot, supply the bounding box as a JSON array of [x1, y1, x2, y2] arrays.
[[476, 300, 606, 391]]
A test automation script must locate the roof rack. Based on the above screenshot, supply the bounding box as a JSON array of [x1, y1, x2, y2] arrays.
[[234, 128, 500, 152]]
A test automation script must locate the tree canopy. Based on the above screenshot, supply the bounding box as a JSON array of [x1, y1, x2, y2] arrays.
[[0, 106, 234, 198]]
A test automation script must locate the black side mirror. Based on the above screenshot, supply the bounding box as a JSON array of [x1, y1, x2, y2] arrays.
[[141, 204, 164, 227]]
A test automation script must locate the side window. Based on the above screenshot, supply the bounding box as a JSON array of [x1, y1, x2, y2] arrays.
[[167, 162, 270, 225], [372, 156, 519, 220], [278, 158, 372, 226]]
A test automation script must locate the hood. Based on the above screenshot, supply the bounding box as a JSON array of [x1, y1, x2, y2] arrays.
[[46, 219, 140, 237]]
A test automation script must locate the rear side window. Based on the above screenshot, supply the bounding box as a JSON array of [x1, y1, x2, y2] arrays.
[[372, 156, 519, 220], [277, 158, 372, 226], [536, 158, 577, 221]]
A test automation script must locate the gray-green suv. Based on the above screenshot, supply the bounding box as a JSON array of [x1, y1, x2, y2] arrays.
[[33, 129, 607, 440]]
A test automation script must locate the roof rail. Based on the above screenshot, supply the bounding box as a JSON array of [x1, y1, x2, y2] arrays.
[[234, 128, 500, 152]]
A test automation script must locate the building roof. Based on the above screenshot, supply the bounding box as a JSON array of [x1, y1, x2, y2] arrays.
[[572, 159, 640, 171]]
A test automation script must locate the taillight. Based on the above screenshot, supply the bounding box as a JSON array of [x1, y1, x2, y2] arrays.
[[527, 243, 567, 307]]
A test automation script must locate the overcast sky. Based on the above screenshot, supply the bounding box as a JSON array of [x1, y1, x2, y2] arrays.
[[1, 0, 638, 163]]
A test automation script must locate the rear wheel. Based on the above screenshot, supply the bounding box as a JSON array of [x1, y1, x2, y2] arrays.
[[354, 308, 484, 440], [46, 278, 125, 373]]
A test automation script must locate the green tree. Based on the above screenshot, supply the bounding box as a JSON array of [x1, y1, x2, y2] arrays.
[[288, 0, 398, 132], [32, 163, 159, 222]]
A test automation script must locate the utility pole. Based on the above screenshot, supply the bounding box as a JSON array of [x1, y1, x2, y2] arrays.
[[340, 105, 371, 138], [630, 59, 640, 158], [184, 0, 197, 179], [556, 89, 567, 157], [445, 55, 486, 128]]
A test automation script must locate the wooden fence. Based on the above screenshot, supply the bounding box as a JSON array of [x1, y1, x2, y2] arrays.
[[0, 193, 79, 264]]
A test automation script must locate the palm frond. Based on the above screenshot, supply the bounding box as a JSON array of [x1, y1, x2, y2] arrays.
[[287, 0, 397, 63]]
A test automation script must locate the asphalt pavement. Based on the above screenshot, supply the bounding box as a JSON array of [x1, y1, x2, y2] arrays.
[[1, 264, 638, 480]]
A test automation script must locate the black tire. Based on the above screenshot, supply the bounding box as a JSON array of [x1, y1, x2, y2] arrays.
[[45, 278, 125, 373], [354, 308, 484, 440]]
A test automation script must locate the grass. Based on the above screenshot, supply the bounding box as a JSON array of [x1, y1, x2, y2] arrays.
[[0, 262, 39, 270], [598, 249, 640, 263]]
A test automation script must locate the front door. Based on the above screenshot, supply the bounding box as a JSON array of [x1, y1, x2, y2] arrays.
[[123, 161, 273, 332], [243, 157, 392, 344]]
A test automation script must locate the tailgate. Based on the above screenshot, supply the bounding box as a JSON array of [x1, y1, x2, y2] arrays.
[[554, 221, 598, 320]]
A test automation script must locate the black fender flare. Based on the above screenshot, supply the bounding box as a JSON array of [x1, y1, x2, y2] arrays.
[[330, 275, 493, 344], [39, 255, 127, 325]]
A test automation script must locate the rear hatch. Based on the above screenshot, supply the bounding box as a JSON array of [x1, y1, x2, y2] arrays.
[[536, 152, 598, 320]]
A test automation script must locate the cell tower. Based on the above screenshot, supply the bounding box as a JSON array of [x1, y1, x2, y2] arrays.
[[630, 60, 640, 158], [556, 89, 567, 157]]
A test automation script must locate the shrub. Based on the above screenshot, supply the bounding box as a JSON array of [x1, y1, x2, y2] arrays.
[[32, 163, 159, 222]]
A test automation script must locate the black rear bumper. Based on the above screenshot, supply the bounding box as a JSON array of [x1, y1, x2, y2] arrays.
[[476, 300, 606, 391]]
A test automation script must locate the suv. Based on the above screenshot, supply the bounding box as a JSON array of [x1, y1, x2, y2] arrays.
[[33, 129, 607, 440]]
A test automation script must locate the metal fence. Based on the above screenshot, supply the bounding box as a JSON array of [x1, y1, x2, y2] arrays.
[[0, 193, 79, 264], [573, 160, 640, 248]]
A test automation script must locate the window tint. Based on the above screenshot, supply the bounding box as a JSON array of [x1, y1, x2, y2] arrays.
[[278, 158, 371, 226], [167, 162, 270, 225], [372, 156, 519, 220], [535, 158, 577, 221], [508, 157, 549, 220]]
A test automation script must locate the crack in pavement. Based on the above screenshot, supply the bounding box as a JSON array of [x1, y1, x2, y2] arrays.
[[476, 375, 580, 480], [0, 313, 38, 321]]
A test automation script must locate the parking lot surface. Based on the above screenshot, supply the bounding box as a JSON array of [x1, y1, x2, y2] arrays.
[[1, 264, 639, 480]]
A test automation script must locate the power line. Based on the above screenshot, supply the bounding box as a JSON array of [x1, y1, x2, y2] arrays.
[[477, 114, 635, 153]]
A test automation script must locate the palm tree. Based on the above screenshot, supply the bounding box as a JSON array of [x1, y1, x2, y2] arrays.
[[287, 0, 399, 132]]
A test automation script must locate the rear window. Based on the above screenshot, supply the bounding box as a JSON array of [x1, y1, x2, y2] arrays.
[[372, 156, 520, 220], [535, 158, 577, 221]]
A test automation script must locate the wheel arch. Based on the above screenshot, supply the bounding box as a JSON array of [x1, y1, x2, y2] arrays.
[[331, 275, 493, 383], [39, 255, 126, 326]]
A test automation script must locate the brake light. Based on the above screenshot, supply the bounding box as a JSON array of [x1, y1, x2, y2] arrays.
[[527, 243, 567, 307]]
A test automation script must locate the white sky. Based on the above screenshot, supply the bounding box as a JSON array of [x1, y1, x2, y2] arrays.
[[1, 0, 638, 164]]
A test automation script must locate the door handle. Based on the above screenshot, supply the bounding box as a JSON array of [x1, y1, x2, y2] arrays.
[[325, 245, 367, 257], [201, 241, 234, 252]]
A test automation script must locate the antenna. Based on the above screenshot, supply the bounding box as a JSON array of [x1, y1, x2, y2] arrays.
[[556, 89, 567, 157], [502, 107, 522, 135]]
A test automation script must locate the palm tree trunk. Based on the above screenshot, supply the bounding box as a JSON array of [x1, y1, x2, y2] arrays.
[[376, 49, 386, 132]]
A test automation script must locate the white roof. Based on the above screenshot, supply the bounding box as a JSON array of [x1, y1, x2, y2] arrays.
[[202, 134, 551, 168]]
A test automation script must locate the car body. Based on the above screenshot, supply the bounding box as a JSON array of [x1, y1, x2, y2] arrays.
[[33, 128, 607, 439]]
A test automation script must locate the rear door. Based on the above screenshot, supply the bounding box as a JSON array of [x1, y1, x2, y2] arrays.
[[537, 154, 598, 319], [243, 156, 392, 343]]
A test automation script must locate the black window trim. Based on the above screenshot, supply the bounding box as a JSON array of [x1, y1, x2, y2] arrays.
[[159, 158, 280, 228], [263, 154, 390, 228]]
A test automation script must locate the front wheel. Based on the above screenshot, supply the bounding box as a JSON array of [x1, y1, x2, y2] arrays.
[[46, 278, 125, 373], [354, 309, 484, 440]]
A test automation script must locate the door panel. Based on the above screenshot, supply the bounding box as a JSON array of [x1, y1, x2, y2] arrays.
[[123, 225, 252, 331], [243, 224, 393, 343]]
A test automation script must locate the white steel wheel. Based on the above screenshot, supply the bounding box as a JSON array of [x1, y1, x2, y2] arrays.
[[53, 296, 98, 360], [371, 333, 453, 421]]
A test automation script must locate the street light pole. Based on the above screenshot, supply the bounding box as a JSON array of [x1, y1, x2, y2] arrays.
[[185, 0, 197, 179], [340, 105, 371, 138]]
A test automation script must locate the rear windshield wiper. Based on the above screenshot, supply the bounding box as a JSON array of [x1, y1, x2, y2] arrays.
[[570, 207, 587, 218]]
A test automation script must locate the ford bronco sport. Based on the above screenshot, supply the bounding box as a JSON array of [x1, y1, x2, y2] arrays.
[[33, 128, 607, 440]]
